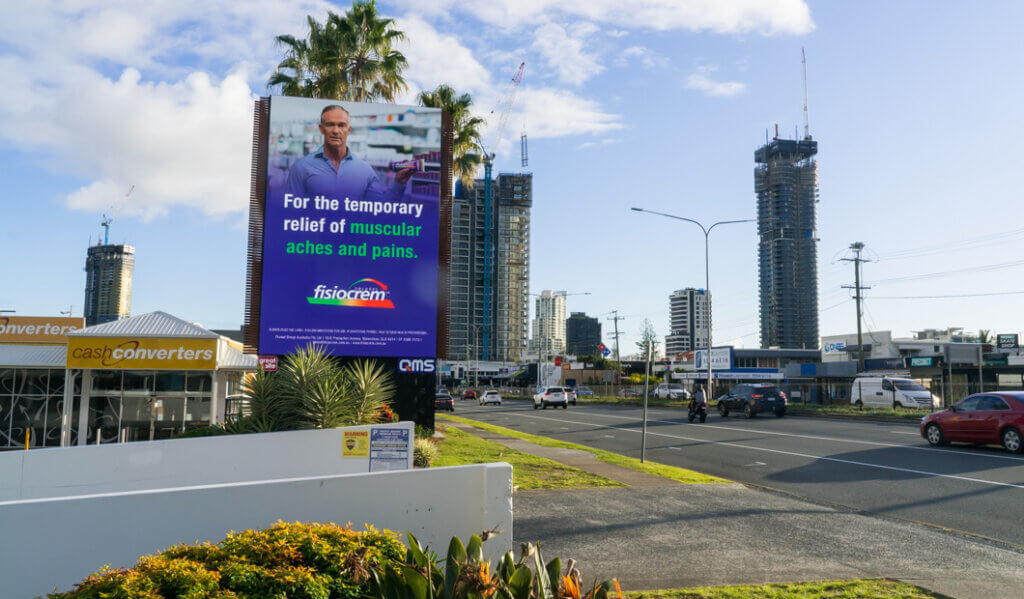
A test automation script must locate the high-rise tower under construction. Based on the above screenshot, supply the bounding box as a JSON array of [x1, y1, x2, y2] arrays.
[[754, 135, 819, 349]]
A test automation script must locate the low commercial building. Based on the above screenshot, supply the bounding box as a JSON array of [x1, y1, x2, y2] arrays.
[[0, 311, 256, 448]]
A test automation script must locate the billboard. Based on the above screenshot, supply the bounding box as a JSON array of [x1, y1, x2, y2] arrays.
[[694, 346, 734, 371], [997, 334, 1019, 349], [257, 96, 442, 357]]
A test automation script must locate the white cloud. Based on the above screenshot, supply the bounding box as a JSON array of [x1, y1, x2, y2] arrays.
[[396, 0, 814, 35], [515, 87, 623, 139], [576, 138, 619, 150], [531, 21, 604, 86], [0, 1, 626, 216], [397, 16, 494, 94], [685, 65, 746, 97], [615, 45, 671, 70]]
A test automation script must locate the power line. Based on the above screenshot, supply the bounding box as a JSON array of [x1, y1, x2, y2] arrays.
[[869, 258, 1024, 285], [870, 290, 1024, 299]]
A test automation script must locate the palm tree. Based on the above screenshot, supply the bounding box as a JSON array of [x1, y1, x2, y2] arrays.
[[418, 85, 485, 187], [269, 1, 408, 102]]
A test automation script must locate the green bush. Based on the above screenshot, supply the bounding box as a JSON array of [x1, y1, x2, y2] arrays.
[[48, 522, 406, 599], [413, 438, 439, 468]]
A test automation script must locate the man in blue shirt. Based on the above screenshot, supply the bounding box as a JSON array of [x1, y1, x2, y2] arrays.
[[285, 104, 414, 202]]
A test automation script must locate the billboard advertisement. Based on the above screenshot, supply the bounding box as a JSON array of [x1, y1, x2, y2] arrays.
[[694, 346, 734, 371], [258, 96, 441, 357]]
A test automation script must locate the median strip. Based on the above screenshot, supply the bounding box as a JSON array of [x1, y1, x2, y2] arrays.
[[438, 414, 730, 485], [626, 578, 948, 598]]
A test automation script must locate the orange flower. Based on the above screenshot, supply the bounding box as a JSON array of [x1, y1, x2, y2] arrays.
[[613, 579, 623, 599], [563, 575, 580, 599]]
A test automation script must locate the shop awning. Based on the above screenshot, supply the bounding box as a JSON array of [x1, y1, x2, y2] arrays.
[[0, 344, 66, 368]]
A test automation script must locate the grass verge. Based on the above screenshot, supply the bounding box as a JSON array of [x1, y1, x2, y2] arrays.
[[433, 425, 624, 490], [785, 403, 929, 421], [626, 578, 947, 598], [437, 414, 729, 484], [575, 396, 689, 408]]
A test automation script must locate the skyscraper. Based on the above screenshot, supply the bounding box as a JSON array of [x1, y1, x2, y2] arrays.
[[448, 173, 531, 362], [84, 243, 135, 326], [754, 134, 819, 349], [566, 312, 601, 357], [531, 290, 566, 357], [665, 288, 710, 357]]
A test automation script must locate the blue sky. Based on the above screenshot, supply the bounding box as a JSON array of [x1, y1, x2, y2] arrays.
[[1, 1, 1022, 355]]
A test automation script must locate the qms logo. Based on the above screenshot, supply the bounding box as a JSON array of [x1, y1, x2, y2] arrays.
[[399, 358, 435, 373]]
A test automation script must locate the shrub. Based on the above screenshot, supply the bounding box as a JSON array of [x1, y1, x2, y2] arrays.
[[173, 424, 228, 439], [370, 534, 623, 599], [49, 522, 406, 599], [413, 437, 439, 468]]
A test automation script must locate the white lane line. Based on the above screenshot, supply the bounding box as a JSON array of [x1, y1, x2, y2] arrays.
[[603, 434, 615, 438], [576, 411, 1024, 463], [509, 412, 1024, 491], [891, 431, 922, 435]]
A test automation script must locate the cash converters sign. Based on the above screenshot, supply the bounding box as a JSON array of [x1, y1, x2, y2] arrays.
[[66, 337, 218, 370], [0, 316, 84, 344]]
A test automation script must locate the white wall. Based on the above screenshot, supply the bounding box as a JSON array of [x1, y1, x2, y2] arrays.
[[0, 463, 513, 599], [0, 422, 413, 501]]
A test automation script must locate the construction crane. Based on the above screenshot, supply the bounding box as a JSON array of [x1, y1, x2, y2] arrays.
[[801, 47, 811, 140], [478, 62, 525, 361], [101, 184, 134, 245]]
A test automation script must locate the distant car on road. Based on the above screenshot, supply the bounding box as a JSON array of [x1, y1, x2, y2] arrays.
[[479, 389, 502, 406], [564, 387, 578, 405], [434, 391, 454, 412], [534, 386, 569, 409], [653, 383, 690, 400], [618, 388, 641, 398], [461, 389, 477, 400], [922, 392, 1024, 453], [576, 386, 595, 396], [718, 384, 787, 418]]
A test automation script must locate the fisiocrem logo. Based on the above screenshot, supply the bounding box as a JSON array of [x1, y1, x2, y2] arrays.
[[307, 279, 395, 309], [70, 339, 215, 367]]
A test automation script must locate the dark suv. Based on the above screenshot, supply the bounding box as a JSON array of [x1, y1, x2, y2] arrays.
[[718, 384, 787, 418]]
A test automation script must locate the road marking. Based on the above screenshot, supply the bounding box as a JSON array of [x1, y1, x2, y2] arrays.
[[891, 431, 922, 435], [745, 461, 768, 467], [604, 434, 615, 438], [577, 410, 1024, 463], [507, 412, 1024, 491]]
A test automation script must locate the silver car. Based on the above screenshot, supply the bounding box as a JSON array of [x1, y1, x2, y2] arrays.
[[533, 386, 569, 410], [479, 389, 502, 405]]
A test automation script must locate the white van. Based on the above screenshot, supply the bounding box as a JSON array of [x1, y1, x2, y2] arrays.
[[850, 377, 940, 409]]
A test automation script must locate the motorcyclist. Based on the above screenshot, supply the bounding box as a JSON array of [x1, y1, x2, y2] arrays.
[[690, 385, 707, 413]]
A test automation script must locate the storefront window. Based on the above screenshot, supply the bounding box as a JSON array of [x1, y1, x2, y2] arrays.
[[91, 371, 122, 393], [156, 373, 186, 392], [186, 373, 211, 392], [122, 372, 154, 394], [0, 369, 67, 448]]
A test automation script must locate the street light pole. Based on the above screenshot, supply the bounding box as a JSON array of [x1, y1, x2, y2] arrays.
[[631, 208, 753, 399]]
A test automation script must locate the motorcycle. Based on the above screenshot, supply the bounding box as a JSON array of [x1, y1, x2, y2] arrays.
[[688, 398, 707, 423]]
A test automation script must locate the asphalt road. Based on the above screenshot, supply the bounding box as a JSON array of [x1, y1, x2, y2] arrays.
[[454, 400, 1024, 548]]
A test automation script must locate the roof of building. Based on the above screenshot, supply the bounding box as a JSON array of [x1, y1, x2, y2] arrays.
[[218, 342, 258, 370], [0, 344, 67, 368], [69, 311, 219, 339]]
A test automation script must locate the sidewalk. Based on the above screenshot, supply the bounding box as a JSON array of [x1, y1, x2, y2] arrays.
[[448, 420, 1024, 599]]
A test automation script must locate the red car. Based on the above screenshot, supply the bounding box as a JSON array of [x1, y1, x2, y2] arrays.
[[921, 392, 1024, 453], [461, 389, 477, 400]]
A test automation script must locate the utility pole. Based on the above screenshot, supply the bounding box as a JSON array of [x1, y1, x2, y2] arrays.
[[842, 242, 871, 372], [607, 311, 625, 385]]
